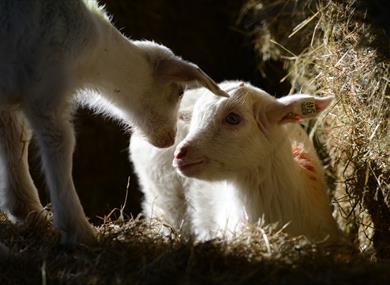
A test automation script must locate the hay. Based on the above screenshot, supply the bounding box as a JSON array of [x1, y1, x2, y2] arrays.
[[241, 0, 389, 257], [1, 214, 389, 285]]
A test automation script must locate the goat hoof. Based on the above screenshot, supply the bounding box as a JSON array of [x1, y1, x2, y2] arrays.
[[60, 223, 97, 247]]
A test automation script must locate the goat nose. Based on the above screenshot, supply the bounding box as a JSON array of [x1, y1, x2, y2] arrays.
[[174, 145, 188, 159], [156, 130, 176, 148], [166, 131, 176, 145]]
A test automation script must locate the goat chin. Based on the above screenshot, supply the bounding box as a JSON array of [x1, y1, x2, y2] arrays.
[[131, 80, 341, 242]]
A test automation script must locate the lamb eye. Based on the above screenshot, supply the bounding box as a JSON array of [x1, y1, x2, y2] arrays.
[[177, 88, 184, 98], [224, 112, 241, 125]]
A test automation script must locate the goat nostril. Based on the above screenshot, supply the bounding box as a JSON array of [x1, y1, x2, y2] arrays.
[[175, 146, 187, 159]]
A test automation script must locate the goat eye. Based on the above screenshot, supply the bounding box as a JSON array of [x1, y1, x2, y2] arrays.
[[178, 89, 184, 98], [224, 112, 241, 125]]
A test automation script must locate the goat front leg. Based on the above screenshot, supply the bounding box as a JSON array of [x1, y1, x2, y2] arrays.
[[24, 105, 96, 245], [0, 110, 44, 223]]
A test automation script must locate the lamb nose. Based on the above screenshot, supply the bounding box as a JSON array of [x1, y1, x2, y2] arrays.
[[174, 146, 188, 159]]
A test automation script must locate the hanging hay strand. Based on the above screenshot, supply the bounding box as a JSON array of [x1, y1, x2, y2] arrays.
[[242, 0, 389, 257]]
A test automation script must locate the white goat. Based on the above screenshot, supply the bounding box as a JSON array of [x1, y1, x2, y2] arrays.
[[0, 0, 226, 245], [131, 86, 205, 235], [130, 81, 340, 241]]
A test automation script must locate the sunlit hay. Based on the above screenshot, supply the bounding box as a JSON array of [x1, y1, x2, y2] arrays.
[[97, 214, 184, 245], [242, 0, 389, 257]]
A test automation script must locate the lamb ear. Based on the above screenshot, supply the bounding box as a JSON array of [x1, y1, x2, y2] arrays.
[[267, 94, 334, 124], [155, 58, 228, 97]]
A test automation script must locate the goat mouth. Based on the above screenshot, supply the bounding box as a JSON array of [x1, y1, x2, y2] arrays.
[[172, 159, 206, 174]]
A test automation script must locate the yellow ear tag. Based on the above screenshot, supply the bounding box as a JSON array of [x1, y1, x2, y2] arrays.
[[298, 98, 316, 118], [282, 98, 317, 122]]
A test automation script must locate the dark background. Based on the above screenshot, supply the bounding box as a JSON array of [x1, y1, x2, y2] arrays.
[[31, 0, 290, 222]]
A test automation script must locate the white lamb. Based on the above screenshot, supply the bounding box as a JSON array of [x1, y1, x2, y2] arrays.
[[130, 81, 340, 241], [0, 0, 226, 245]]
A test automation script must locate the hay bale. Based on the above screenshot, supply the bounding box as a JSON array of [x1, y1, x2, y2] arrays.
[[242, 0, 389, 257]]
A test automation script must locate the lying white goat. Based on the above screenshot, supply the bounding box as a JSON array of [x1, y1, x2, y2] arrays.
[[130, 81, 340, 241], [0, 0, 226, 245]]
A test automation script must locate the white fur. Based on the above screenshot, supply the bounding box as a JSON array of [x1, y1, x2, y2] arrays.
[[0, 0, 225, 245], [130, 81, 340, 241]]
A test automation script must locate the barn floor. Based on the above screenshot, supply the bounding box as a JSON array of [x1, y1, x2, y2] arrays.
[[0, 213, 389, 285]]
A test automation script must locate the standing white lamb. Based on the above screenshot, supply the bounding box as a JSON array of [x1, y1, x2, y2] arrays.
[[0, 0, 226, 245], [130, 81, 340, 241]]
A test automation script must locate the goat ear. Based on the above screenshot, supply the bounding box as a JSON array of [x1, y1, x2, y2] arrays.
[[155, 58, 228, 97], [267, 94, 334, 124]]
